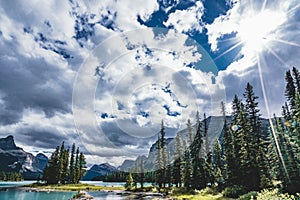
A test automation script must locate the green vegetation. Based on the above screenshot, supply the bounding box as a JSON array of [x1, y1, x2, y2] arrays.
[[0, 171, 22, 181], [27, 182, 124, 191], [59, 67, 299, 199], [43, 142, 86, 184]]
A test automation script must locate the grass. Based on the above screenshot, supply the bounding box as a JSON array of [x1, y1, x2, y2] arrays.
[[170, 187, 234, 200], [25, 182, 125, 191]]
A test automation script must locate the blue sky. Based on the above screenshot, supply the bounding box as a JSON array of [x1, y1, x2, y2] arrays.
[[0, 0, 299, 166]]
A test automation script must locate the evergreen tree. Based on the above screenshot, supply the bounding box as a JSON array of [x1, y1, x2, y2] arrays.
[[160, 120, 167, 188], [140, 159, 145, 189], [213, 138, 224, 186], [57, 142, 65, 183], [61, 147, 69, 184], [183, 140, 192, 189], [187, 119, 193, 146], [155, 135, 163, 187], [125, 173, 133, 190], [243, 83, 265, 190], [173, 134, 182, 187], [292, 67, 300, 92], [133, 160, 138, 189], [43, 146, 60, 184], [164, 151, 172, 187], [69, 143, 76, 184], [190, 111, 206, 189], [74, 147, 80, 183], [204, 113, 209, 155], [79, 152, 86, 181], [285, 70, 296, 111]]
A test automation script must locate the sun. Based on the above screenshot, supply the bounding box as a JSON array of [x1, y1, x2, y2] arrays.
[[237, 10, 285, 55]]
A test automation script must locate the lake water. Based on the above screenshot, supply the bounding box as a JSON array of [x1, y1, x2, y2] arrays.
[[0, 188, 76, 200], [0, 181, 157, 200]]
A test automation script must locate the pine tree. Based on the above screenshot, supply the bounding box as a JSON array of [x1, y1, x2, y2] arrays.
[[187, 119, 193, 146], [292, 67, 300, 92], [79, 152, 86, 181], [74, 147, 80, 183], [165, 151, 172, 187], [125, 173, 133, 190], [243, 83, 264, 190], [140, 159, 145, 189], [190, 111, 206, 189], [57, 142, 65, 183], [285, 70, 296, 111], [213, 138, 224, 186], [61, 147, 69, 184], [160, 120, 167, 188], [69, 143, 76, 184], [133, 160, 138, 189], [183, 140, 192, 189], [155, 135, 163, 187], [204, 113, 209, 155], [43, 146, 60, 184], [173, 134, 182, 187]]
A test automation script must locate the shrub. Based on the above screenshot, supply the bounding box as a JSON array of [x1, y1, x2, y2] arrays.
[[223, 185, 247, 198], [199, 187, 220, 196], [238, 191, 258, 200], [257, 189, 300, 200]]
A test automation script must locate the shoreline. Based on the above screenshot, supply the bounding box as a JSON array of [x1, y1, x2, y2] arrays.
[[18, 185, 169, 200]]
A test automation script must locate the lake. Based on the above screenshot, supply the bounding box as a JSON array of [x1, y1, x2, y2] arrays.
[[0, 181, 157, 200]]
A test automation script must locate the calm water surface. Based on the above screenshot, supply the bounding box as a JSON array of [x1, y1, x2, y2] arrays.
[[0, 181, 156, 200]]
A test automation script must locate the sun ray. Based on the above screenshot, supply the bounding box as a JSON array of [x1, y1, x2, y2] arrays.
[[257, 54, 290, 182], [217, 37, 239, 43], [287, 3, 300, 15], [270, 38, 300, 48], [260, 0, 268, 13], [214, 41, 242, 61], [264, 45, 286, 65]]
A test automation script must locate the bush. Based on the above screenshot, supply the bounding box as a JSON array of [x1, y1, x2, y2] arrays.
[[171, 187, 196, 195], [223, 185, 247, 198], [238, 191, 258, 200], [199, 187, 220, 196], [257, 189, 300, 200]]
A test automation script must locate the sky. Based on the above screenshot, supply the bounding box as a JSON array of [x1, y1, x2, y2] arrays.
[[0, 0, 299, 166]]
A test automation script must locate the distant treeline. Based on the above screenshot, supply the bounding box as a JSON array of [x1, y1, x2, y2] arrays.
[[0, 171, 22, 181]]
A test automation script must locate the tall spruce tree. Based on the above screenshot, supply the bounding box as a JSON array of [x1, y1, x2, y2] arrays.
[[160, 120, 167, 187], [79, 152, 86, 182], [204, 113, 209, 155], [183, 140, 192, 189], [173, 134, 182, 187], [43, 146, 60, 184], [140, 159, 145, 189], [69, 143, 76, 184], [190, 111, 206, 189], [213, 138, 224, 186], [221, 101, 236, 185], [292, 67, 300, 92], [155, 134, 162, 187], [74, 147, 80, 183], [243, 83, 266, 190], [285, 70, 296, 111]]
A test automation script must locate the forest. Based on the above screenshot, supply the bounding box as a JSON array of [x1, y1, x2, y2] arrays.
[[117, 67, 300, 198]]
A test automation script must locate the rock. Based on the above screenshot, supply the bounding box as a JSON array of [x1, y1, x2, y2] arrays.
[[70, 191, 94, 200]]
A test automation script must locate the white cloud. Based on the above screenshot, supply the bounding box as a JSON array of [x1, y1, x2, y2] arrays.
[[206, 0, 300, 117], [164, 1, 205, 33]]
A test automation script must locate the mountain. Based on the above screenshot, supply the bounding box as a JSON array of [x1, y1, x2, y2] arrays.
[[0, 135, 48, 179], [118, 159, 135, 171], [82, 163, 118, 181], [118, 116, 271, 172]]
